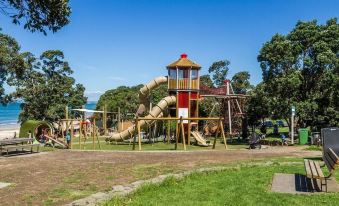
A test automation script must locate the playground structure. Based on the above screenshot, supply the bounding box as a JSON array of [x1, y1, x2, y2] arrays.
[[200, 80, 248, 137], [18, 54, 247, 151], [105, 54, 232, 150]]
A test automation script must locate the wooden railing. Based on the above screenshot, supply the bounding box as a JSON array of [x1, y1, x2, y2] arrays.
[[168, 79, 199, 90]]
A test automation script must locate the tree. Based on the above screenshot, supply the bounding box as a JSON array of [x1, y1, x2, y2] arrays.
[[0, 29, 25, 104], [257, 18, 339, 128], [231, 71, 252, 94], [9, 50, 87, 122], [200, 74, 214, 88], [246, 82, 270, 127], [208, 60, 230, 86], [0, 0, 71, 34], [96, 85, 142, 120]]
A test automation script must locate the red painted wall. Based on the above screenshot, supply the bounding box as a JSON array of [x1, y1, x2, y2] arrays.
[[178, 92, 189, 108]]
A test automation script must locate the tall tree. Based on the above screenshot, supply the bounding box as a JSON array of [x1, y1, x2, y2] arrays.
[[208, 60, 230, 86], [231, 71, 252, 94], [258, 18, 339, 128], [9, 50, 87, 122], [0, 30, 25, 104], [0, 0, 71, 34]]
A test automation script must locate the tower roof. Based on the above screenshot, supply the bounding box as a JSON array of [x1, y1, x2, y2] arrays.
[[167, 54, 201, 69]]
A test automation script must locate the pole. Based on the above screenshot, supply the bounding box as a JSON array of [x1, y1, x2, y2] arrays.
[[70, 120, 74, 149], [137, 117, 142, 151], [220, 120, 227, 149], [167, 118, 170, 144], [79, 123, 82, 149], [175, 120, 179, 150], [226, 81, 232, 135], [212, 118, 221, 149], [291, 114, 294, 145], [180, 116, 186, 151], [104, 103, 107, 135], [93, 118, 96, 150]]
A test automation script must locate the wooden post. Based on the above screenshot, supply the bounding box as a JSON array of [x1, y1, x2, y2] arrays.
[[79, 123, 82, 149], [212, 118, 221, 149], [188, 91, 191, 146], [93, 118, 96, 150], [104, 104, 107, 135], [137, 117, 142, 151], [180, 117, 186, 151], [95, 120, 101, 150], [70, 120, 74, 149], [167, 118, 170, 144], [219, 120, 227, 149], [132, 131, 136, 150], [175, 121, 179, 150]]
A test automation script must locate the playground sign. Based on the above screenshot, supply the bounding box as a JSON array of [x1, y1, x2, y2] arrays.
[[178, 108, 189, 123]]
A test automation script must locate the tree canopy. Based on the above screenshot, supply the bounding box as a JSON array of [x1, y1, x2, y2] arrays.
[[257, 18, 339, 127], [231, 71, 252, 94], [8, 50, 87, 123], [0, 30, 25, 104], [0, 0, 71, 34], [208, 60, 230, 86]]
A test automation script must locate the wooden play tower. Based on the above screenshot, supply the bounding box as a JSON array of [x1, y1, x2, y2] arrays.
[[167, 54, 201, 144]]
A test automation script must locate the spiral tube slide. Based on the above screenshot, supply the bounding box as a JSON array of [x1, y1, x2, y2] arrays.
[[110, 96, 176, 141], [137, 76, 168, 115]]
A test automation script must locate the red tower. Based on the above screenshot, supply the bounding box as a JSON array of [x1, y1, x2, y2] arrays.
[[167, 54, 201, 142]]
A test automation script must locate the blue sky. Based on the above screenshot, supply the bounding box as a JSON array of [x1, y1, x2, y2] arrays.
[[2, 0, 338, 101]]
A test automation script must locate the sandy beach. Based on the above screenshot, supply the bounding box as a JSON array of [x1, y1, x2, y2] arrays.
[[0, 124, 20, 140]]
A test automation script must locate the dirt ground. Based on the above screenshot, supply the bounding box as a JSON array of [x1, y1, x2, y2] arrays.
[[0, 147, 320, 206]]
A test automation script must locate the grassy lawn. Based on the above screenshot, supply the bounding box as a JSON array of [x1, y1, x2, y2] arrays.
[[104, 157, 339, 206]]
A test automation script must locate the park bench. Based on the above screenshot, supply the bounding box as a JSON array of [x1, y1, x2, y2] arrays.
[[0, 138, 40, 156], [304, 148, 339, 192]]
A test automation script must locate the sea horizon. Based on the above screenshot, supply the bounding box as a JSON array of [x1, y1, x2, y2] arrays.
[[0, 101, 97, 127]]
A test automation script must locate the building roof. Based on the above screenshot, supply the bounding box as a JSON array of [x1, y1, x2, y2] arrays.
[[167, 54, 201, 69]]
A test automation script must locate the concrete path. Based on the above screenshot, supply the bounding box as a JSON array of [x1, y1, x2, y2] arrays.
[[271, 173, 339, 194]]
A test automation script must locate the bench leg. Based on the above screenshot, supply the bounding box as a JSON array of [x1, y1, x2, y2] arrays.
[[320, 179, 327, 192]]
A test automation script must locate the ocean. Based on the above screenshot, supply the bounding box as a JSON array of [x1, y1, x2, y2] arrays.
[[0, 102, 97, 126]]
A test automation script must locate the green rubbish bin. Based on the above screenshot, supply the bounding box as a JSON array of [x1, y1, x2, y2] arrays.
[[299, 128, 309, 145]]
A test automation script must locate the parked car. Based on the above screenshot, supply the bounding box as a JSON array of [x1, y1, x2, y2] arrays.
[[263, 121, 273, 127], [276, 120, 286, 127]]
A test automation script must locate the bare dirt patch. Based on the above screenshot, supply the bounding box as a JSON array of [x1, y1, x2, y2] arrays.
[[0, 146, 320, 206]]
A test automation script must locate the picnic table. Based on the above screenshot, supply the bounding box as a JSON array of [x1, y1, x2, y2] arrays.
[[0, 138, 40, 156]]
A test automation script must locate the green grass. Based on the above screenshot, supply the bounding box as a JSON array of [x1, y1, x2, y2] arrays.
[[304, 145, 322, 151], [255, 127, 289, 135], [103, 158, 339, 206]]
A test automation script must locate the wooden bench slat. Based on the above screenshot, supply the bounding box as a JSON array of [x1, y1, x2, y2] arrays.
[[313, 161, 325, 179], [2, 144, 39, 149], [309, 160, 320, 178], [304, 159, 313, 178]]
